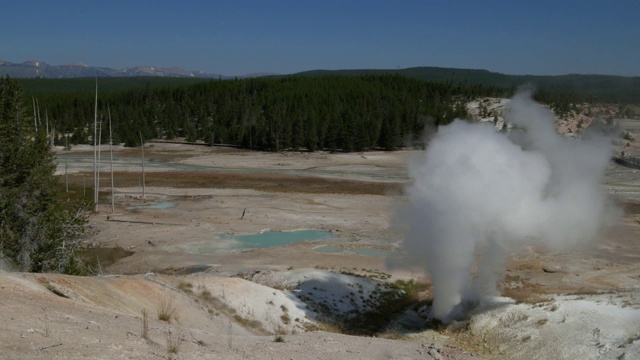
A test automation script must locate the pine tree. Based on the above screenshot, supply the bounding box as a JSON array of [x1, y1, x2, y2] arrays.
[[0, 76, 88, 273]]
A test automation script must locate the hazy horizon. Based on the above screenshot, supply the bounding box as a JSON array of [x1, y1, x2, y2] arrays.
[[2, 0, 639, 77]]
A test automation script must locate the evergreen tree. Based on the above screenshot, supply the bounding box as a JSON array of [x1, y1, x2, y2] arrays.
[[0, 76, 88, 273], [21, 74, 502, 153]]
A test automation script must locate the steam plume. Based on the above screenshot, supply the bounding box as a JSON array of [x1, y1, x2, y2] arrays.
[[401, 89, 617, 322]]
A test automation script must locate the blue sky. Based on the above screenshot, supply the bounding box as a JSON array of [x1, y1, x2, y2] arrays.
[[2, 0, 639, 76]]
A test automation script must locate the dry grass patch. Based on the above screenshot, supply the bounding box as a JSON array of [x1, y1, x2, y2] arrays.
[[65, 170, 401, 195], [155, 293, 177, 323], [233, 314, 265, 332], [499, 275, 551, 304], [566, 287, 605, 296], [177, 281, 193, 294], [280, 304, 292, 324], [507, 259, 543, 272], [165, 328, 182, 358]]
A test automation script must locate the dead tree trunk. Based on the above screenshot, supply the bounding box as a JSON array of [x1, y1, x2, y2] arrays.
[[93, 79, 99, 213], [108, 106, 114, 213], [139, 131, 145, 199]]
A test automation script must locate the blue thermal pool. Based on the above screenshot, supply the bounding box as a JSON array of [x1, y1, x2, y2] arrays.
[[173, 229, 336, 254], [126, 202, 176, 210], [221, 229, 334, 250]]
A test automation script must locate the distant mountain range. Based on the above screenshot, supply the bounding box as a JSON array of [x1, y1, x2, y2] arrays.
[[4, 59, 638, 103], [0, 60, 229, 79]]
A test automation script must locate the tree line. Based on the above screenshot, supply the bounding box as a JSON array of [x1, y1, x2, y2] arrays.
[[31, 74, 504, 151]]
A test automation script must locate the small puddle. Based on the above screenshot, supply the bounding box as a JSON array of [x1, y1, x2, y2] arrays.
[[126, 202, 176, 211]]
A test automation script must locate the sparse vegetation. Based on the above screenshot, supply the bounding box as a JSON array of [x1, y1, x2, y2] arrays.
[[499, 275, 551, 304], [377, 324, 406, 340], [304, 279, 432, 336], [156, 294, 177, 323], [274, 335, 285, 343], [390, 279, 430, 301], [165, 328, 181, 357], [193, 287, 236, 316], [199, 288, 213, 301], [336, 267, 392, 280], [233, 314, 264, 331], [178, 281, 193, 294]]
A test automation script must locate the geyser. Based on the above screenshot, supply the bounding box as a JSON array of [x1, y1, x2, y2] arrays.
[[401, 89, 618, 322]]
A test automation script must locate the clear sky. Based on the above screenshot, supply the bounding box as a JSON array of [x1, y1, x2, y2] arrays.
[[2, 0, 639, 77]]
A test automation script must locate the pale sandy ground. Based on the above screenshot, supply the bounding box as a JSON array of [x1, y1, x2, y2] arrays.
[[2, 105, 640, 359], [0, 272, 477, 360]]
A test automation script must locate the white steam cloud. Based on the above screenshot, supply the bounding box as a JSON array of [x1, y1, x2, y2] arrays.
[[401, 89, 618, 322]]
